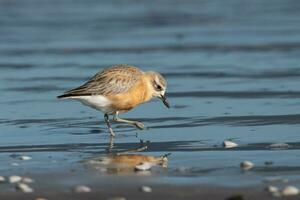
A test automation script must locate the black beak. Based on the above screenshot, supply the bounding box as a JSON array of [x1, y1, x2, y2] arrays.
[[160, 94, 170, 108]]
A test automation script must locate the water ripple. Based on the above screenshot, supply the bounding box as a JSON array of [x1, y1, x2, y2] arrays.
[[0, 141, 300, 154], [1, 114, 300, 131], [1, 43, 300, 56], [168, 91, 300, 99]]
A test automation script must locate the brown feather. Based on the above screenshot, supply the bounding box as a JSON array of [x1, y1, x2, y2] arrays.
[[60, 64, 143, 97]]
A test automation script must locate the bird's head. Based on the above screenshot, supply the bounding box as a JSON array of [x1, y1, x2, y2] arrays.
[[145, 71, 170, 108]]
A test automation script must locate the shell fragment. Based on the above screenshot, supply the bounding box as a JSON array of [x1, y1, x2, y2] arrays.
[[223, 140, 238, 148]]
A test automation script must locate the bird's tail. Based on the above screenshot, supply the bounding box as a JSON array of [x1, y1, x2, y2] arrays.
[[57, 93, 91, 99], [57, 94, 70, 99]]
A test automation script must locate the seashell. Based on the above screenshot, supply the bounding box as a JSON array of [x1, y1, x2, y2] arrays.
[[140, 186, 152, 193], [72, 185, 91, 193], [19, 156, 32, 161], [9, 175, 22, 183], [240, 161, 254, 170], [223, 140, 238, 148], [0, 176, 6, 182], [266, 185, 279, 193], [281, 186, 299, 196], [16, 183, 34, 193]]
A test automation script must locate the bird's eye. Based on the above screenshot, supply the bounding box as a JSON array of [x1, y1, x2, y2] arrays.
[[155, 84, 162, 91]]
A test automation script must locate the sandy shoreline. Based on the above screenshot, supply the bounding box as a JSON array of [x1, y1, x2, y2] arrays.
[[1, 184, 299, 200]]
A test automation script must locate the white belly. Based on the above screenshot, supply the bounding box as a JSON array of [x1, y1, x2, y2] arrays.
[[68, 95, 115, 114]]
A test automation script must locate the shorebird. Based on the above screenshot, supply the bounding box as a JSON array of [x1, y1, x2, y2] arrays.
[[57, 64, 170, 137]]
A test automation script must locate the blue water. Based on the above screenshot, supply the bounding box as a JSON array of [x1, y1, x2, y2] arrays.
[[1, 0, 300, 189]]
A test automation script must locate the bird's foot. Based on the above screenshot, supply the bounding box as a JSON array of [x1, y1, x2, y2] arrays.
[[134, 121, 145, 130]]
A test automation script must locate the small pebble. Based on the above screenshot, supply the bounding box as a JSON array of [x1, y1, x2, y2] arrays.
[[0, 176, 6, 182], [140, 186, 152, 193], [9, 175, 22, 183], [19, 156, 32, 161], [281, 186, 299, 196], [16, 183, 34, 193], [223, 140, 238, 148], [240, 161, 254, 170], [135, 162, 152, 171], [73, 185, 91, 193], [106, 197, 126, 200], [266, 185, 279, 193], [22, 177, 34, 183]]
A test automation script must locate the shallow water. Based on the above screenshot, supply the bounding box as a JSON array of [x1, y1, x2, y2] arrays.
[[1, 0, 300, 190]]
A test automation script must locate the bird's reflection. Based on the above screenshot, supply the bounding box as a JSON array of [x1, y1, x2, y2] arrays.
[[84, 137, 169, 175], [106, 136, 148, 154]]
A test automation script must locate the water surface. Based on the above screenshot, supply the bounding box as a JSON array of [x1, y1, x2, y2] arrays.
[[1, 0, 300, 190]]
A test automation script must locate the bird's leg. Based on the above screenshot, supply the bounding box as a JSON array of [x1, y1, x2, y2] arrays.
[[113, 112, 145, 130], [106, 136, 115, 153], [104, 114, 115, 137]]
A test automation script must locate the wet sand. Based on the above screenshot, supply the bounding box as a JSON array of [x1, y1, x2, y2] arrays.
[[0, 184, 295, 200]]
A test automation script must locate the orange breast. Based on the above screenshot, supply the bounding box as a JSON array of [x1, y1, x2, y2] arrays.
[[106, 78, 152, 112]]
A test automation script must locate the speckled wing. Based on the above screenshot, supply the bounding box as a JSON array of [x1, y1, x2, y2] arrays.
[[58, 65, 143, 98]]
